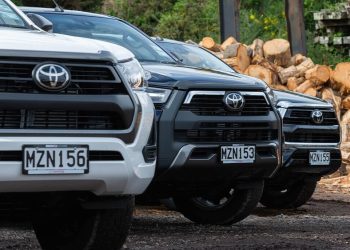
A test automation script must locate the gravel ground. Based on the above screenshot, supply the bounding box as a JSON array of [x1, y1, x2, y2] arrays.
[[0, 186, 349, 250]]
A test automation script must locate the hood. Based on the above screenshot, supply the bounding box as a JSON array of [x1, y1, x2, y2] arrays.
[[0, 28, 134, 62], [274, 90, 332, 108], [142, 63, 267, 91]]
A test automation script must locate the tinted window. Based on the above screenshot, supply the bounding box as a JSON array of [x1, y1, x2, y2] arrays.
[[0, 0, 26, 28], [159, 41, 234, 73], [38, 13, 175, 64]]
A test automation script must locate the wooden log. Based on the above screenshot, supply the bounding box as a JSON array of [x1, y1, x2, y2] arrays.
[[295, 80, 314, 93], [342, 96, 350, 110], [224, 44, 250, 72], [304, 87, 317, 97], [211, 51, 224, 59], [202, 37, 221, 52], [251, 55, 279, 73], [244, 65, 277, 85], [250, 39, 264, 58], [305, 65, 330, 85], [223, 58, 238, 68], [331, 62, 350, 95], [289, 53, 306, 66], [220, 36, 237, 51], [341, 110, 350, 142], [287, 77, 305, 91], [295, 58, 315, 75], [245, 45, 254, 58], [322, 87, 342, 120], [273, 84, 288, 91], [278, 58, 314, 84], [278, 65, 298, 84], [263, 39, 292, 67]]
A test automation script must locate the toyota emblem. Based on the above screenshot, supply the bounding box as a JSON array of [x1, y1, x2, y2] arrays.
[[33, 63, 71, 91], [224, 92, 245, 111], [311, 110, 324, 124]]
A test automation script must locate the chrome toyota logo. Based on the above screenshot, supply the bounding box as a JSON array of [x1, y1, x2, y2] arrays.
[[224, 92, 245, 111], [33, 63, 71, 91], [311, 110, 324, 124]]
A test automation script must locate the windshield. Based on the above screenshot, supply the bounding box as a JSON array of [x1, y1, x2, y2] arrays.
[[158, 41, 235, 73], [0, 0, 26, 29], [37, 13, 176, 64]]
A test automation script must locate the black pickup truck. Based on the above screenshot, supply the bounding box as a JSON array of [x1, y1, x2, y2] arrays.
[[154, 38, 341, 209], [22, 7, 282, 225]]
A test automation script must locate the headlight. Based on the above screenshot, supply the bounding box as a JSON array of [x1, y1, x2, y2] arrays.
[[145, 87, 172, 104], [117, 58, 146, 89], [266, 87, 277, 106]]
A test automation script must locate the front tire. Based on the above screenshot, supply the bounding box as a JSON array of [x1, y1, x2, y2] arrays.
[[260, 179, 317, 209], [33, 196, 134, 250], [173, 181, 264, 225]]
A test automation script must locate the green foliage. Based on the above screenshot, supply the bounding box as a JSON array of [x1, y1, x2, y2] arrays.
[[113, 0, 176, 35], [240, 0, 287, 44], [155, 0, 219, 42]]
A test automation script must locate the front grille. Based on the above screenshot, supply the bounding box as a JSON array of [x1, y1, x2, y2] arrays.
[[0, 58, 126, 95], [0, 150, 123, 161], [284, 132, 340, 143], [175, 122, 278, 143], [181, 92, 271, 116], [0, 110, 125, 130], [284, 108, 338, 125]]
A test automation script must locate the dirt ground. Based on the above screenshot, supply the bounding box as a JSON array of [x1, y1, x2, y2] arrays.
[[0, 183, 349, 250]]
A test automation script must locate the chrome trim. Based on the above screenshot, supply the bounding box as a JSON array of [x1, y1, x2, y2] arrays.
[[169, 145, 196, 169], [277, 101, 333, 109], [184, 91, 268, 104], [184, 91, 225, 104]]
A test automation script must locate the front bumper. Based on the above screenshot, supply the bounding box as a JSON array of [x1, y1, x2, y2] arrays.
[[150, 90, 282, 193], [280, 142, 341, 176], [0, 92, 156, 196]]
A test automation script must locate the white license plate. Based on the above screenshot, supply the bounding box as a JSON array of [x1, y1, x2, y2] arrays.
[[221, 145, 255, 164], [309, 151, 330, 166], [23, 145, 89, 175]]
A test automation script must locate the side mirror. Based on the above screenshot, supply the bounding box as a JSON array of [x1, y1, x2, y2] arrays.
[[26, 13, 53, 33]]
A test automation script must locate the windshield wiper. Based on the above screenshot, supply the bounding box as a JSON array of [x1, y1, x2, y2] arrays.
[[139, 59, 178, 65]]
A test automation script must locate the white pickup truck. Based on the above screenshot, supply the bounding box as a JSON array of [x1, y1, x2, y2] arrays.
[[0, 1, 156, 249]]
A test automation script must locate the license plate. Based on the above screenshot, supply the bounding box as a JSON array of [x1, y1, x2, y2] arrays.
[[23, 145, 89, 175], [309, 151, 330, 166], [221, 145, 255, 164]]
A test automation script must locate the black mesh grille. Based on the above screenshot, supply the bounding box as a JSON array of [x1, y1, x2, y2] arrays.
[[0, 110, 125, 130], [181, 93, 271, 116], [284, 108, 338, 125], [284, 132, 340, 143], [0, 59, 126, 95], [175, 122, 278, 143]]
